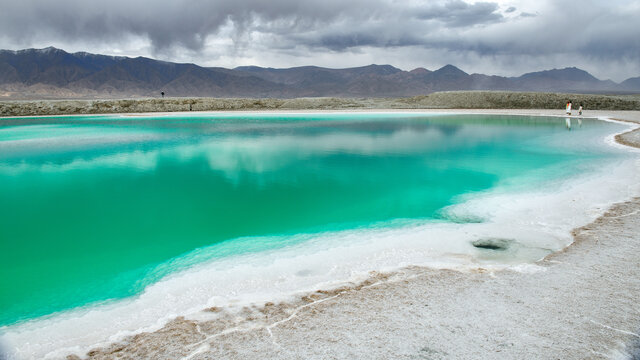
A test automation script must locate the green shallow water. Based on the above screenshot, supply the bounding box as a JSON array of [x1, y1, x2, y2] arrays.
[[0, 113, 625, 326]]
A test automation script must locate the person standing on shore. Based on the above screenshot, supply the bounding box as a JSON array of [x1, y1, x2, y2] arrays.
[[577, 103, 583, 127], [566, 100, 572, 115]]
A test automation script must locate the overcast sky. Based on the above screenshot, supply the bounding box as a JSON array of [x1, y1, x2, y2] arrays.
[[0, 0, 639, 81]]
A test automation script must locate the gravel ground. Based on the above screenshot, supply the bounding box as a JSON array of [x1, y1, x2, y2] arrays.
[[61, 110, 640, 360]]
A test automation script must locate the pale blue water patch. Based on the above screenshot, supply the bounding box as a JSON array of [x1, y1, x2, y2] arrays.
[[0, 113, 632, 328]]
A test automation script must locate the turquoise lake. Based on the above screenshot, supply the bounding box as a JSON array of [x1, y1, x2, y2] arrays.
[[0, 113, 629, 327]]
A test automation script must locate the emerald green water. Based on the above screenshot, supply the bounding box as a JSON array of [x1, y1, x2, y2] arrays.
[[0, 113, 624, 326]]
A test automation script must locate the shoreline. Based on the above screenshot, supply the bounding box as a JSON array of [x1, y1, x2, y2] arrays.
[[2, 92, 640, 118], [2, 110, 640, 359], [74, 201, 640, 359]]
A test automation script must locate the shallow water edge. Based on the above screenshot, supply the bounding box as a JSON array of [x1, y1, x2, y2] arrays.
[[67, 195, 640, 360]]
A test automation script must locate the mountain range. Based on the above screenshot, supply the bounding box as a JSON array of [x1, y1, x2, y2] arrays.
[[1, 47, 639, 99]]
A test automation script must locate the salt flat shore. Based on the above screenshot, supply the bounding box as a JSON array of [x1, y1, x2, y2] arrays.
[[52, 110, 640, 360]]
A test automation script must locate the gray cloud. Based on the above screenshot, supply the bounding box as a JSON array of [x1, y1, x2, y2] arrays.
[[0, 0, 506, 52], [0, 0, 638, 81], [412, 0, 503, 27], [0, 0, 382, 52]]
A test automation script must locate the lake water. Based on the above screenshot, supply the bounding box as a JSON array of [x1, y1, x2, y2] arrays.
[[0, 112, 637, 359]]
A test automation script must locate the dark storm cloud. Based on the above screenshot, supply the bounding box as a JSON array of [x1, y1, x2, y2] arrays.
[[316, 33, 382, 51], [0, 0, 507, 53], [284, 0, 506, 52], [0, 0, 381, 52], [412, 0, 503, 27], [313, 32, 426, 51], [0, 0, 638, 79]]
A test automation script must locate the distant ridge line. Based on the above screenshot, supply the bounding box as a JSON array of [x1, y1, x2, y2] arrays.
[[1, 47, 639, 99]]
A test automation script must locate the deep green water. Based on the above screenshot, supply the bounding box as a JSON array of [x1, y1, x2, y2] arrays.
[[0, 113, 624, 326]]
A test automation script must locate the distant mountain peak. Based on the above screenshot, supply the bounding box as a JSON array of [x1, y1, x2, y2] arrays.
[[72, 51, 126, 61], [351, 64, 402, 76], [434, 64, 468, 76], [621, 76, 640, 90], [409, 67, 431, 74], [432, 64, 469, 77], [38, 46, 60, 53], [361, 64, 399, 70], [26, 46, 66, 55], [0, 46, 64, 55], [520, 67, 598, 82]]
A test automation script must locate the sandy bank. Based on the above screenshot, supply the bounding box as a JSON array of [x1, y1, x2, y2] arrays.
[[50, 110, 640, 360]]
